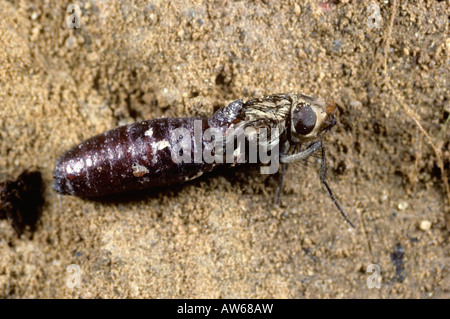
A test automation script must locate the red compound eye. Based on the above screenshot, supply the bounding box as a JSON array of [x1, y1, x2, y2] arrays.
[[292, 104, 317, 135]]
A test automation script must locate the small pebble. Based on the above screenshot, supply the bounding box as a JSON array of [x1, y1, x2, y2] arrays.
[[65, 35, 77, 48], [419, 220, 431, 231], [349, 100, 362, 109], [294, 4, 301, 16], [398, 201, 408, 211], [303, 238, 312, 246]]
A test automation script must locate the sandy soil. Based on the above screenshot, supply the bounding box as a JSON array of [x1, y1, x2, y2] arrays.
[[0, 0, 449, 298]]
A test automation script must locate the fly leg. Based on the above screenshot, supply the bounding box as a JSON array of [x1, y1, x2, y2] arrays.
[[274, 162, 287, 206], [276, 142, 320, 206], [279, 141, 321, 164], [319, 141, 355, 228], [279, 141, 355, 227]]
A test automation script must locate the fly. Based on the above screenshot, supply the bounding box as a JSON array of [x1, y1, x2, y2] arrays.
[[53, 93, 354, 227]]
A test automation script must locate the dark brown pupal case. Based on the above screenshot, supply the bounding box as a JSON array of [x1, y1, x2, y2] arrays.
[[54, 117, 223, 197]]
